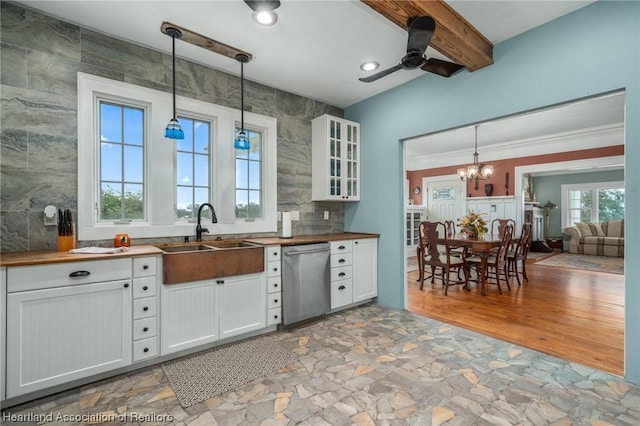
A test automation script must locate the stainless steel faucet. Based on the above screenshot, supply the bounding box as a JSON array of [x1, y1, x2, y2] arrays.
[[195, 203, 218, 241]]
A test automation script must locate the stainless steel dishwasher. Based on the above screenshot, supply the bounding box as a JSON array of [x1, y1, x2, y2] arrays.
[[282, 243, 331, 327]]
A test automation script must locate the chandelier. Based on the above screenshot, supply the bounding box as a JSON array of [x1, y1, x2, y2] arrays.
[[457, 125, 493, 181]]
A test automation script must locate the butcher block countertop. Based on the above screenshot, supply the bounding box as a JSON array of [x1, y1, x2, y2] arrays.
[[242, 232, 379, 246], [0, 233, 378, 267], [0, 245, 163, 267]]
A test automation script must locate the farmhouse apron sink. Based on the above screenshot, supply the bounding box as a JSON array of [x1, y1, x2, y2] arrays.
[[155, 240, 264, 284]]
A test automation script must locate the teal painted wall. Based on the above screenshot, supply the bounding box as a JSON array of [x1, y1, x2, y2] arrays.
[[345, 1, 640, 384], [533, 170, 624, 237]]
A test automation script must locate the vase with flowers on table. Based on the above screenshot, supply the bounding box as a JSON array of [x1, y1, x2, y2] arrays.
[[457, 211, 489, 239]]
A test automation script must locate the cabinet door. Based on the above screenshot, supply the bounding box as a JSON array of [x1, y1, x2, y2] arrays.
[[6, 280, 131, 398], [352, 238, 378, 303], [218, 273, 266, 340], [343, 120, 359, 200], [312, 115, 360, 201], [161, 280, 219, 355]]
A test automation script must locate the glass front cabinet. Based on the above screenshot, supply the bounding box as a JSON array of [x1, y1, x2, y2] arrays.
[[406, 205, 426, 255], [312, 114, 360, 201]]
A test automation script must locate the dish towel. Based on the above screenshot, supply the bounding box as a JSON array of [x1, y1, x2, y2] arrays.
[[69, 246, 129, 254]]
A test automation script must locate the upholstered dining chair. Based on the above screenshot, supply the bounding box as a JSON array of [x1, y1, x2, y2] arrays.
[[508, 222, 533, 286], [418, 221, 470, 295], [467, 222, 514, 294]]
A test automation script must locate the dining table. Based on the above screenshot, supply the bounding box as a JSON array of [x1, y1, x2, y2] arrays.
[[440, 233, 504, 296]]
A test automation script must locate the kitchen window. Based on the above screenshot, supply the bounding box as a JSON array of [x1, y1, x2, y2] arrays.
[[235, 128, 262, 219], [98, 101, 145, 222], [561, 181, 625, 228], [77, 73, 277, 240], [176, 117, 212, 221]]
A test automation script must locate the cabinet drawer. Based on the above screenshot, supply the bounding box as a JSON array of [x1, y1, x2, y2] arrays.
[[266, 246, 281, 261], [133, 276, 156, 299], [331, 266, 352, 282], [267, 277, 281, 294], [331, 253, 353, 268], [267, 293, 282, 309], [7, 258, 131, 292], [267, 308, 282, 326], [267, 261, 281, 277], [133, 317, 157, 341], [330, 240, 353, 254], [133, 257, 156, 278], [133, 337, 157, 362], [331, 279, 353, 310], [133, 297, 156, 319]]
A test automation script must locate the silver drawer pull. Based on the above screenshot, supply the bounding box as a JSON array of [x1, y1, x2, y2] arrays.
[[69, 270, 90, 277]]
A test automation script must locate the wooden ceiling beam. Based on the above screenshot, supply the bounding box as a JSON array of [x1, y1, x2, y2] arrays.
[[361, 0, 493, 72]]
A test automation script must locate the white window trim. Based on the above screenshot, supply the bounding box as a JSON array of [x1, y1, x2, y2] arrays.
[[560, 181, 624, 229], [78, 72, 277, 241]]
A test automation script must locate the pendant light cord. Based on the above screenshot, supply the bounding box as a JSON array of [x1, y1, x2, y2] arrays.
[[172, 34, 177, 120], [240, 61, 244, 131]]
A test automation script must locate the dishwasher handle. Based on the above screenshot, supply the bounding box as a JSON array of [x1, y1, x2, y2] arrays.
[[284, 247, 330, 256]]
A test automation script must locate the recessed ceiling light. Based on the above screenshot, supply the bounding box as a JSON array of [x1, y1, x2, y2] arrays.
[[252, 10, 277, 26], [360, 61, 379, 72]]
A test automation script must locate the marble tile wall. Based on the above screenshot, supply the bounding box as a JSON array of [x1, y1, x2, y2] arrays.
[[0, 1, 345, 252]]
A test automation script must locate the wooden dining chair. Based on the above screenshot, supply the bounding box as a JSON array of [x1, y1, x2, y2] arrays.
[[418, 221, 469, 295], [467, 222, 514, 294], [491, 218, 516, 238], [508, 222, 533, 286]]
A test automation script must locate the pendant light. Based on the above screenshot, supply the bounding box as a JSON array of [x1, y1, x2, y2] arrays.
[[234, 53, 250, 150], [457, 125, 493, 181], [164, 27, 184, 140]]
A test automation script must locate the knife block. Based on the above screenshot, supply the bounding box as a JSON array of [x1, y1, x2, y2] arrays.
[[57, 226, 76, 252]]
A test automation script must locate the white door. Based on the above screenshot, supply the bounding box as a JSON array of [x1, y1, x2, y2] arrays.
[[425, 178, 465, 223]]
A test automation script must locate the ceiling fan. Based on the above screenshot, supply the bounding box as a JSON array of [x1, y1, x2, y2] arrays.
[[160, 21, 253, 63], [359, 15, 465, 83]]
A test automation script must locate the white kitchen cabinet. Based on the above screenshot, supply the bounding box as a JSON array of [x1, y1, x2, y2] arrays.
[[352, 238, 378, 303], [131, 256, 159, 362], [161, 266, 268, 356], [266, 245, 282, 326], [312, 114, 360, 201], [330, 240, 353, 310], [329, 238, 377, 309], [406, 206, 426, 255], [218, 273, 267, 339], [6, 260, 132, 398], [161, 279, 219, 355]]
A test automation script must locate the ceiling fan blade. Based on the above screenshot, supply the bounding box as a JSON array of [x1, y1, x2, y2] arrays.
[[161, 21, 253, 62], [406, 15, 435, 55], [422, 58, 465, 77], [359, 64, 403, 83]]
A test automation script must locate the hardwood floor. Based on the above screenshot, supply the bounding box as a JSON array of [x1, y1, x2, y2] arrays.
[[407, 254, 624, 376]]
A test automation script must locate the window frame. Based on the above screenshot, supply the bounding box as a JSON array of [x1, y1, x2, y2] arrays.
[[78, 72, 277, 241], [561, 181, 624, 229]]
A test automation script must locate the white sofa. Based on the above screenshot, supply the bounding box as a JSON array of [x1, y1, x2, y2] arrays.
[[565, 219, 624, 257]]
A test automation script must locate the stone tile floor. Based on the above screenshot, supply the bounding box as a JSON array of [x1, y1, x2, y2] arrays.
[[2, 304, 639, 425]]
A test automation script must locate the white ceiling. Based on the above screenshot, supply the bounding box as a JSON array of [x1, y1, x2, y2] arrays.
[[16, 0, 594, 109]]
